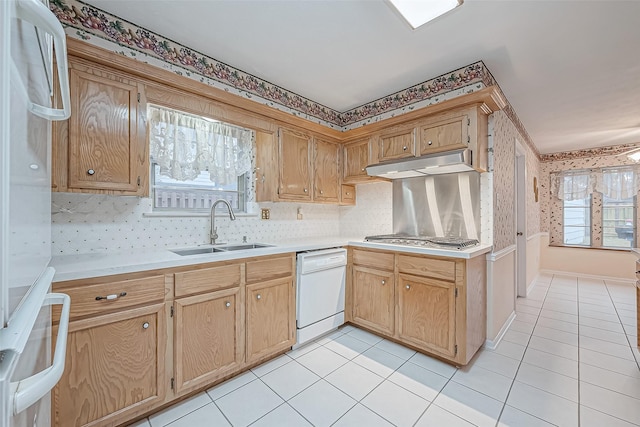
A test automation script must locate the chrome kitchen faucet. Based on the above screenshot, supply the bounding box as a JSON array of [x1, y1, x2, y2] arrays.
[[210, 199, 236, 244]]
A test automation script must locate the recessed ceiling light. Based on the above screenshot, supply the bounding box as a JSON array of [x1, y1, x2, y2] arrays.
[[387, 0, 463, 29]]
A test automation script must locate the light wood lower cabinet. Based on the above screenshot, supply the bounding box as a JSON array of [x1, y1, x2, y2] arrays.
[[53, 253, 296, 427], [397, 274, 456, 358], [348, 247, 486, 365], [53, 303, 166, 427], [246, 278, 296, 364], [174, 287, 243, 394], [352, 266, 394, 335]]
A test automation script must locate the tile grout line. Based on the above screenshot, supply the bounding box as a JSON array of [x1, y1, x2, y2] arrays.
[[494, 278, 553, 426], [603, 278, 640, 371]]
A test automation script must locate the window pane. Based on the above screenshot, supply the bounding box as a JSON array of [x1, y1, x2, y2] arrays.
[[563, 197, 590, 246], [602, 195, 636, 248]]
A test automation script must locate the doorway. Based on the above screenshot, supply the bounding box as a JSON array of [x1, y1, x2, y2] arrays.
[[515, 140, 527, 297]]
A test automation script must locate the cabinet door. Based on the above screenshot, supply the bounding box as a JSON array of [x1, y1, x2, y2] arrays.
[[246, 278, 295, 364], [313, 138, 340, 203], [352, 266, 394, 335], [397, 274, 456, 358], [378, 126, 415, 161], [53, 304, 166, 427], [278, 128, 311, 200], [343, 139, 370, 182], [419, 115, 468, 155], [174, 287, 243, 394], [67, 66, 146, 194]]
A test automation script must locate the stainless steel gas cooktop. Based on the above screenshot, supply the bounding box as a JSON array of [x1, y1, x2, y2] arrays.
[[364, 234, 480, 250]]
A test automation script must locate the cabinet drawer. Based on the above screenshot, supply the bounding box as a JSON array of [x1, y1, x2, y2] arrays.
[[419, 115, 467, 155], [352, 249, 394, 271], [56, 275, 165, 320], [341, 184, 356, 205], [175, 264, 241, 297], [398, 255, 456, 282], [246, 255, 293, 284]]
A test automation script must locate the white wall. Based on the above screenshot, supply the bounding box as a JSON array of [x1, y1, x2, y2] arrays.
[[526, 233, 542, 292], [540, 234, 636, 280], [486, 248, 516, 344]]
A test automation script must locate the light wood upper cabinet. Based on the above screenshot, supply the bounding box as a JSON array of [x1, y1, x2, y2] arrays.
[[174, 287, 243, 394], [246, 277, 295, 364], [278, 128, 312, 200], [53, 303, 166, 427], [419, 114, 469, 155], [377, 125, 416, 162], [397, 274, 456, 358], [352, 265, 395, 335], [343, 138, 372, 183], [313, 138, 340, 203], [53, 58, 148, 195]]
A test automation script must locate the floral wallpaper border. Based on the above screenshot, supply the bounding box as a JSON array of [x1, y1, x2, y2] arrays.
[[540, 143, 640, 162], [50, 0, 536, 155]]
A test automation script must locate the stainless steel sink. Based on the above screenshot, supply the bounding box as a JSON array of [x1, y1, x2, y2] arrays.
[[219, 243, 273, 251], [171, 247, 227, 256], [171, 243, 273, 256]]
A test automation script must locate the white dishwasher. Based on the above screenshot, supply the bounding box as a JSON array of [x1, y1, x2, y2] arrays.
[[295, 248, 347, 347]]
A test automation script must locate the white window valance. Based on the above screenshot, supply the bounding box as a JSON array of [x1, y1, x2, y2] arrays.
[[551, 169, 598, 201], [601, 166, 640, 200], [552, 166, 640, 201], [148, 105, 252, 185]]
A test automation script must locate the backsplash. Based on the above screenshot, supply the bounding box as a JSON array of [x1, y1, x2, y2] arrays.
[[52, 194, 342, 254], [51, 184, 397, 255], [338, 182, 393, 238]]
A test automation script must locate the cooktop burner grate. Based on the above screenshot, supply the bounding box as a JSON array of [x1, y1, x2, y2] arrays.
[[364, 234, 480, 250]]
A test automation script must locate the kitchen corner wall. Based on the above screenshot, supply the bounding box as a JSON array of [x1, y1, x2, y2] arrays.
[[51, 183, 394, 255], [486, 109, 541, 344]]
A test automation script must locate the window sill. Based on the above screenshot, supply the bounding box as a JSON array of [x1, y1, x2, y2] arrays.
[[143, 211, 259, 218], [549, 244, 634, 252]]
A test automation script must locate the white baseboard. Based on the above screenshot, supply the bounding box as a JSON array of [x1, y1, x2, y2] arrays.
[[526, 274, 539, 296], [540, 269, 636, 285], [484, 311, 516, 350]]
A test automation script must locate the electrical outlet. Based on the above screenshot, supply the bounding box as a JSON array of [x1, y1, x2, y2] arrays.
[[261, 208, 270, 220]]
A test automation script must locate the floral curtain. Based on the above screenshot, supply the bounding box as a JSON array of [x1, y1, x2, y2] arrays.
[[148, 105, 252, 185]]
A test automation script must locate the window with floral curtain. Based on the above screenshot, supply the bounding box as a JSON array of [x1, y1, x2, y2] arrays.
[[148, 104, 253, 212], [550, 166, 639, 249]]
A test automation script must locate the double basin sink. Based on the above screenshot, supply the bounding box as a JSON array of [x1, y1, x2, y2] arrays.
[[171, 243, 273, 256]]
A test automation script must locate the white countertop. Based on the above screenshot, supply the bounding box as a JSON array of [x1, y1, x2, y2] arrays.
[[50, 237, 492, 282]]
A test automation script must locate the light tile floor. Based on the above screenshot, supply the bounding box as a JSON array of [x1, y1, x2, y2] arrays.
[[129, 273, 640, 426]]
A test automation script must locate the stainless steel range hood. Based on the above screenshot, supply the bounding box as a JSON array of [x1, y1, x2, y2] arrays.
[[366, 149, 475, 179]]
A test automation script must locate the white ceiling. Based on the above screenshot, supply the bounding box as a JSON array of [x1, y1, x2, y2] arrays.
[[84, 0, 640, 154]]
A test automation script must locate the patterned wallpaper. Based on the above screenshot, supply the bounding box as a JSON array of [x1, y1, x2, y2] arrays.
[[339, 182, 393, 238], [50, 0, 492, 130], [51, 194, 342, 254], [51, 184, 398, 255], [539, 144, 640, 234], [490, 110, 540, 252]]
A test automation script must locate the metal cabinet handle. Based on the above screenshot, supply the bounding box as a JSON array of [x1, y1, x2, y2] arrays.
[[256, 294, 262, 300], [406, 284, 411, 290], [95, 292, 126, 301], [402, 146, 408, 151], [346, 192, 351, 196], [381, 280, 386, 285], [142, 322, 149, 329], [225, 301, 231, 307], [428, 140, 433, 146], [361, 168, 365, 172], [320, 190, 324, 195], [87, 169, 95, 175], [303, 188, 308, 193]]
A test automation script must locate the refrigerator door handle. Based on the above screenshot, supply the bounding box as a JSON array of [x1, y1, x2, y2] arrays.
[[15, 0, 71, 120], [10, 292, 71, 415]]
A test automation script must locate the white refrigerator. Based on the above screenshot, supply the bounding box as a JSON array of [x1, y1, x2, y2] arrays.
[[0, 0, 71, 426]]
